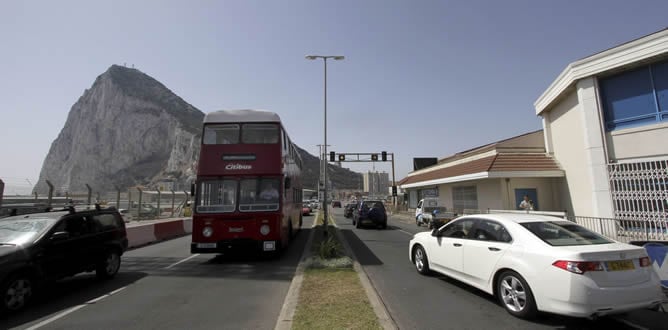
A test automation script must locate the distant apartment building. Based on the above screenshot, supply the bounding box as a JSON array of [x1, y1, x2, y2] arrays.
[[364, 171, 390, 196]]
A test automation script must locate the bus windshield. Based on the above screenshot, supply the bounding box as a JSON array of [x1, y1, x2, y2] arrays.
[[203, 124, 240, 145], [196, 179, 237, 213], [239, 178, 280, 211], [241, 124, 279, 144]]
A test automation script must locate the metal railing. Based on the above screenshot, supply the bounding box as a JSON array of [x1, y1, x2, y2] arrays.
[[0, 180, 191, 221]]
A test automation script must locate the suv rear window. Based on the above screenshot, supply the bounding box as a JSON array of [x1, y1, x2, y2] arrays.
[[520, 221, 612, 246], [93, 213, 123, 231], [362, 201, 385, 210]]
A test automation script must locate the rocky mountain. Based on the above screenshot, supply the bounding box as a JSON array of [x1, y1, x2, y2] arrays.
[[297, 146, 362, 191], [35, 65, 204, 194], [35, 65, 361, 194]]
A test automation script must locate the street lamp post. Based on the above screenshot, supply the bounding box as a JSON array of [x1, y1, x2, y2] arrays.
[[306, 54, 344, 233]]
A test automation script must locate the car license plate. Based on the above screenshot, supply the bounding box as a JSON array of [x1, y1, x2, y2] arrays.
[[606, 260, 635, 271], [197, 243, 217, 249]]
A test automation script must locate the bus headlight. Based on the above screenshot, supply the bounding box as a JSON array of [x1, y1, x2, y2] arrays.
[[260, 225, 270, 236], [203, 226, 213, 237]]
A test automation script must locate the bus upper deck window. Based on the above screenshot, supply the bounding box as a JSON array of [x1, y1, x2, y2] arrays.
[[242, 124, 279, 144], [203, 124, 239, 145]]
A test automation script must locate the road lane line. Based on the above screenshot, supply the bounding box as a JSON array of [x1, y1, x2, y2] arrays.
[[612, 317, 650, 330], [26, 305, 87, 330], [85, 287, 127, 304], [164, 253, 200, 269], [397, 228, 414, 236]]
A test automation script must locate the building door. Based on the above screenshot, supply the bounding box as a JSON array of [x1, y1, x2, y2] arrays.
[[515, 188, 538, 211]]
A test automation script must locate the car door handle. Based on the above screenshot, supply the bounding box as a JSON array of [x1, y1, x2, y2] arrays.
[[488, 247, 501, 251], [453, 243, 462, 247]]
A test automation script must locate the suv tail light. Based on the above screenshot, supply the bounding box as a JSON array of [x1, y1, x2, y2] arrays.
[[552, 260, 603, 274]]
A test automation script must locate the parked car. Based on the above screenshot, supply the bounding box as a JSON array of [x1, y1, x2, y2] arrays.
[[0, 206, 128, 313], [332, 200, 342, 208], [352, 200, 387, 229], [343, 202, 357, 218], [415, 197, 455, 229], [408, 213, 664, 319]]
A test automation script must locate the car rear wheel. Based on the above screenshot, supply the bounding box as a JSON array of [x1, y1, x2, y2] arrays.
[[1, 274, 33, 313], [497, 270, 537, 319], [96, 251, 121, 279], [413, 245, 431, 275]]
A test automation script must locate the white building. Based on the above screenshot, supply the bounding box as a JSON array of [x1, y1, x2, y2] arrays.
[[535, 28, 668, 220], [399, 28, 668, 224], [399, 130, 564, 214]]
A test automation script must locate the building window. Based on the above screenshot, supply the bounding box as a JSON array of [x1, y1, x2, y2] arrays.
[[600, 60, 668, 131], [452, 186, 478, 214]]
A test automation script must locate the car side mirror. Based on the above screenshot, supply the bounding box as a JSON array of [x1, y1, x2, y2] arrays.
[[50, 231, 70, 241], [431, 228, 440, 237]]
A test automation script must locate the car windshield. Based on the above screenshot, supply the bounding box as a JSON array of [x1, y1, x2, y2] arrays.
[[520, 221, 613, 246], [0, 217, 56, 245]]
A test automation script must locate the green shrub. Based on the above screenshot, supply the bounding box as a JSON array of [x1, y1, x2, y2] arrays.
[[317, 234, 343, 259]]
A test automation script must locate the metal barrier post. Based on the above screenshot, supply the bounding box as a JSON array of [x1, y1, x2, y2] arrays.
[[137, 187, 143, 220], [86, 184, 92, 209], [0, 179, 4, 208], [156, 189, 161, 219], [115, 187, 121, 209], [170, 190, 175, 217], [46, 180, 54, 208]]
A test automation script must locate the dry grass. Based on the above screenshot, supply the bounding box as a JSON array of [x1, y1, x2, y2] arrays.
[[292, 268, 381, 330]]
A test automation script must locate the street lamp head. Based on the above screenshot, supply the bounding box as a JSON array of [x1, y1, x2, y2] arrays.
[[333, 56, 345, 60], [305, 55, 318, 60]]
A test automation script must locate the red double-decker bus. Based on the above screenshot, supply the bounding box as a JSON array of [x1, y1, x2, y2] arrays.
[[190, 109, 304, 255]]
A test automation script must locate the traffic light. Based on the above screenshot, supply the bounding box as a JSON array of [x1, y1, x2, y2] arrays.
[[371, 153, 378, 161], [392, 185, 397, 196], [339, 154, 345, 161], [329, 151, 335, 162], [381, 151, 387, 161]]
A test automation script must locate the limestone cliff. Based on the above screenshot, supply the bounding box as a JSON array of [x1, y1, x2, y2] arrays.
[[35, 65, 204, 194], [34, 65, 362, 195]]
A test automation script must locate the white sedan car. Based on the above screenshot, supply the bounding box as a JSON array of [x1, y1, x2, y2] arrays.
[[408, 213, 664, 319]]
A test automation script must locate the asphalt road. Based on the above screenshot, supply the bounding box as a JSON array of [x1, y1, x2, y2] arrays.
[[1, 215, 315, 330], [333, 207, 668, 330]]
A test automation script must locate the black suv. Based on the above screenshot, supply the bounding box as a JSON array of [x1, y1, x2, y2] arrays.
[[0, 206, 128, 313], [352, 200, 387, 229]]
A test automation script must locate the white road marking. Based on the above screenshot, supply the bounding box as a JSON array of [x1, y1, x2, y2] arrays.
[[26, 285, 129, 330], [397, 228, 414, 236], [612, 317, 650, 330], [85, 287, 127, 304], [164, 253, 200, 269]]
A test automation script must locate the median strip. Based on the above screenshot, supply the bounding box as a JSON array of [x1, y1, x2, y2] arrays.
[[288, 209, 388, 329]]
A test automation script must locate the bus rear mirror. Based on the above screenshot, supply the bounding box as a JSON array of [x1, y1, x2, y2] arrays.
[[284, 178, 291, 190], [190, 183, 195, 196]]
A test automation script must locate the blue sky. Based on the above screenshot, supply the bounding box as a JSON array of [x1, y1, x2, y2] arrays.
[[1, 0, 667, 194]]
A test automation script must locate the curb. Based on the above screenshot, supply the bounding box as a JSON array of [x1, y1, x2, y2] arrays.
[[274, 214, 316, 330]]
